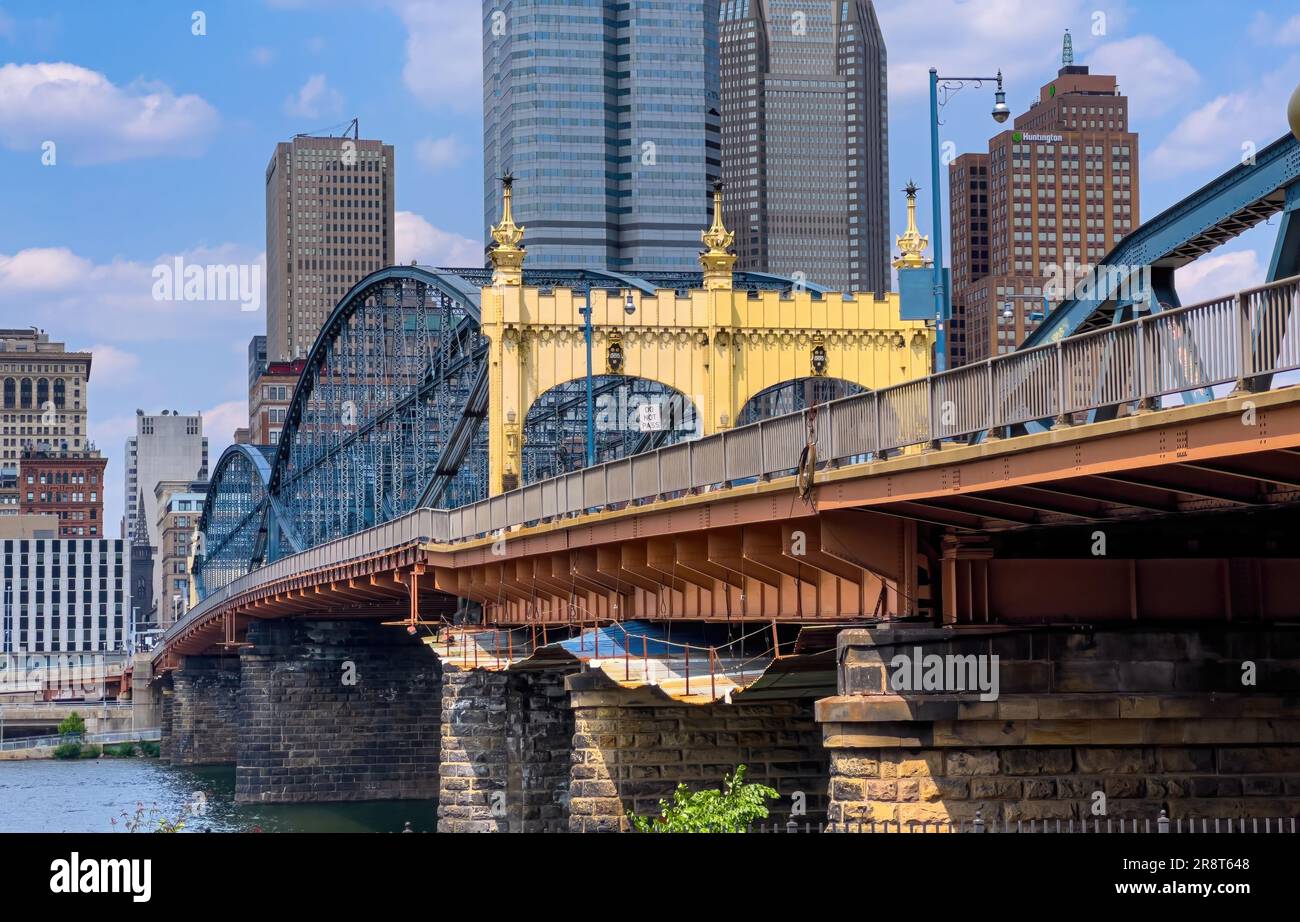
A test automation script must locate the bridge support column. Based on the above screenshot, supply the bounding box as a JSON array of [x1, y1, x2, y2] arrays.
[[818, 626, 1300, 829], [130, 653, 159, 730], [236, 620, 441, 804], [170, 654, 240, 765], [566, 672, 829, 832], [157, 679, 173, 762], [438, 667, 574, 832]]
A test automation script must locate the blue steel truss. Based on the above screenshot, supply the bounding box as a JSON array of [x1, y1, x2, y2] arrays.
[[194, 265, 824, 599], [1025, 133, 1300, 345]]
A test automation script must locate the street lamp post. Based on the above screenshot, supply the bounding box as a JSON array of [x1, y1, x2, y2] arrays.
[[579, 291, 596, 467], [929, 67, 1009, 372]]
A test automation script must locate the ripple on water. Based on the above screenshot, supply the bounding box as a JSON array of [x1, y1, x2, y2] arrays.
[[0, 758, 439, 833]]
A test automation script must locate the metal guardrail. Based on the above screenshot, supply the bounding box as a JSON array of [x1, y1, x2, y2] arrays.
[[0, 728, 161, 752], [174, 275, 1300, 646]]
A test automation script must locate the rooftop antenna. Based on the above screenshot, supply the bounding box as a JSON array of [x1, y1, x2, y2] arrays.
[[1062, 28, 1073, 67]]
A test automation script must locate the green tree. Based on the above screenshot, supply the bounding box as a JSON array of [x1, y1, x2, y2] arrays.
[[57, 711, 86, 738], [632, 765, 778, 833]]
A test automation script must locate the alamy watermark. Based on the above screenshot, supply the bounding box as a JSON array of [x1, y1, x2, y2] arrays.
[[887, 647, 1000, 702], [151, 257, 261, 312]]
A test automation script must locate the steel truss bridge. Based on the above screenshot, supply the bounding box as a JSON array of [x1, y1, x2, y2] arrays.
[[181, 131, 1300, 661], [196, 268, 838, 599]]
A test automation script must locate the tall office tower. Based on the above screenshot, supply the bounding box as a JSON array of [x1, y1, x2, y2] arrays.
[[266, 131, 395, 361], [483, 0, 721, 272], [950, 31, 1139, 364], [122, 410, 208, 550], [720, 0, 890, 293]]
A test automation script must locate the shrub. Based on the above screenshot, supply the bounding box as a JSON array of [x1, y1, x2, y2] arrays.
[[52, 742, 82, 760], [79, 744, 103, 759], [111, 803, 187, 833], [102, 743, 138, 758], [139, 741, 161, 758], [57, 712, 86, 737], [632, 765, 778, 833]]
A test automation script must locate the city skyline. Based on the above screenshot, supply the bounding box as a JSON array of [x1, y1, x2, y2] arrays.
[[1, 0, 1299, 532]]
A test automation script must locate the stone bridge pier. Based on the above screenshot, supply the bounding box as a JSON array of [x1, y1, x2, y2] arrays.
[[437, 664, 830, 832], [169, 654, 240, 766], [817, 626, 1300, 828], [235, 619, 442, 803]]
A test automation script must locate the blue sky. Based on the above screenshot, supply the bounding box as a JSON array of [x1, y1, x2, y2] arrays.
[[0, 0, 1298, 531]]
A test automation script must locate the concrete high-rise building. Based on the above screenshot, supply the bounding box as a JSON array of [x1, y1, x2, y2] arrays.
[[720, 0, 890, 293], [265, 132, 395, 361], [123, 411, 208, 551], [483, 0, 721, 272], [0, 520, 128, 656], [949, 31, 1139, 365]]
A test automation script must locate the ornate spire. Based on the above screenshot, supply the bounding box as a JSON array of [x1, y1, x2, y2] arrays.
[[1062, 28, 1073, 67], [699, 180, 735, 290], [489, 173, 525, 285], [893, 181, 931, 270]]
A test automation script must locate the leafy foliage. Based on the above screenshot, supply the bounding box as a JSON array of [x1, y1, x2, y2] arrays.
[[632, 765, 778, 833], [111, 802, 187, 833], [57, 711, 86, 737], [52, 742, 82, 760]]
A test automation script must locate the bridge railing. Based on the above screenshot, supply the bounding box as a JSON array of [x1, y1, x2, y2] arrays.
[[172, 275, 1298, 643], [443, 274, 1297, 540]]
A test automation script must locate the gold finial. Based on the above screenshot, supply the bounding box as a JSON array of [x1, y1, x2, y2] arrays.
[[490, 172, 525, 285], [893, 180, 931, 270], [699, 179, 735, 290]]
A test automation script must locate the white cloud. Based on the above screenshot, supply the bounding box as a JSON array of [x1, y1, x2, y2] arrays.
[[1084, 36, 1198, 120], [395, 211, 481, 266], [1174, 250, 1262, 305], [0, 61, 218, 164], [201, 400, 249, 457], [1249, 12, 1300, 46], [1148, 59, 1300, 176], [81, 343, 140, 385], [0, 243, 266, 342], [877, 0, 1127, 100], [386, 0, 480, 108], [416, 134, 465, 171], [283, 73, 343, 119]]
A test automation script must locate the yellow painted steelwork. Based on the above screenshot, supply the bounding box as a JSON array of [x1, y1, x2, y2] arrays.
[[482, 180, 933, 494]]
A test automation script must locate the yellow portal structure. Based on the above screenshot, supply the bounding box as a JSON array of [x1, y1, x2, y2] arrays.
[[482, 179, 933, 494]]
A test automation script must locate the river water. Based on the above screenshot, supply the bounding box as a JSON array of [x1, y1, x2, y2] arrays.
[[0, 758, 439, 833]]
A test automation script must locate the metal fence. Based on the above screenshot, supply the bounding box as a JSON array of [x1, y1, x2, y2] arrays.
[[172, 274, 1300, 645], [0, 728, 160, 752]]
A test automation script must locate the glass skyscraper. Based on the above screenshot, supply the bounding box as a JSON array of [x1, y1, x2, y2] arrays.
[[720, 0, 890, 294], [483, 0, 722, 272]]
